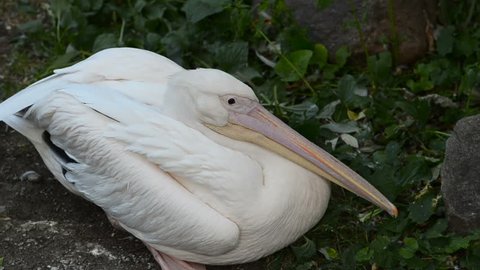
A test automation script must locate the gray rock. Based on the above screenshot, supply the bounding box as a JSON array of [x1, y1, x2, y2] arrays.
[[442, 115, 480, 234], [19, 170, 42, 182], [283, 0, 437, 64]]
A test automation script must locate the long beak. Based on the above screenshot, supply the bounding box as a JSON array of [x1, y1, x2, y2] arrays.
[[208, 102, 397, 217]]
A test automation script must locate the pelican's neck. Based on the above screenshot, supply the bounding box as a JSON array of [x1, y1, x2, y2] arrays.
[[197, 124, 331, 216]]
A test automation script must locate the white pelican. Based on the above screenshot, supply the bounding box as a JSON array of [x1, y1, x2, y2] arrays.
[[0, 48, 396, 270]]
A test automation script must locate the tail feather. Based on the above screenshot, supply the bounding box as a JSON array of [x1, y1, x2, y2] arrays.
[[3, 115, 43, 143], [0, 73, 63, 121]]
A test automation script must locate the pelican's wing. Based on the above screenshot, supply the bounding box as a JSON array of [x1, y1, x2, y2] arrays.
[[57, 82, 264, 217], [0, 47, 183, 121], [5, 85, 241, 257]]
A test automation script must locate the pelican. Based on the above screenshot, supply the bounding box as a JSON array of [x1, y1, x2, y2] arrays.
[[0, 48, 396, 269]]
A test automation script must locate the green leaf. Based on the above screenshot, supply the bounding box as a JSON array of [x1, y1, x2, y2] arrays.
[[425, 219, 448, 238], [50, 0, 71, 18], [317, 100, 340, 119], [340, 134, 359, 148], [369, 164, 398, 200], [0, 257, 3, 267], [235, 67, 261, 82], [284, 100, 319, 119], [92, 33, 117, 52], [321, 122, 359, 133], [209, 41, 248, 73], [335, 46, 350, 67], [446, 236, 474, 253], [355, 247, 373, 262], [437, 26, 455, 56], [370, 235, 393, 257], [182, 0, 230, 23], [291, 237, 317, 262], [312, 44, 328, 68], [455, 32, 477, 57], [399, 237, 419, 259], [397, 155, 431, 185], [275, 50, 313, 82], [47, 50, 80, 71], [408, 193, 435, 224], [367, 52, 392, 85], [279, 27, 313, 52], [319, 247, 338, 260], [337, 75, 369, 108]]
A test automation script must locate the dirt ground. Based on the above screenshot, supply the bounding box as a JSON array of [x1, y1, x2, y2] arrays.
[[0, 128, 267, 270]]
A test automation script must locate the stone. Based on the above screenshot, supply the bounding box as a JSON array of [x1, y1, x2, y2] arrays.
[[441, 114, 480, 234], [20, 170, 42, 182], [283, 0, 438, 64]]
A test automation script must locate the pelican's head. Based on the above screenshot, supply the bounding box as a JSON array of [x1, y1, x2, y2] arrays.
[[167, 68, 397, 217]]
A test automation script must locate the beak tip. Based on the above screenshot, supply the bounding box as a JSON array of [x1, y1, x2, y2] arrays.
[[388, 205, 399, 218]]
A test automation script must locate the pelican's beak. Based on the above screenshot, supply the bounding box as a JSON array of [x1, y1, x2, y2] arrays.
[[207, 101, 397, 217]]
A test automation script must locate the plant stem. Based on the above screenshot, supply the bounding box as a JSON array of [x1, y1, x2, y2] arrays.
[[118, 19, 126, 45], [387, 0, 399, 66], [348, 0, 368, 63], [256, 29, 318, 100], [464, 0, 477, 28]]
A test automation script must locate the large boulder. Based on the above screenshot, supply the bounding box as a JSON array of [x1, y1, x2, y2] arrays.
[[442, 115, 480, 234], [283, 0, 438, 64]]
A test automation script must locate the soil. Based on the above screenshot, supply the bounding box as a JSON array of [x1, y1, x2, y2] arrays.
[[0, 129, 266, 270]]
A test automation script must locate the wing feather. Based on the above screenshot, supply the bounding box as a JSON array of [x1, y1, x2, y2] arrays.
[[17, 88, 242, 256]]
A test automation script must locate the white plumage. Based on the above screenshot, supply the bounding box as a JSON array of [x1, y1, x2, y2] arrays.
[[0, 48, 395, 269]]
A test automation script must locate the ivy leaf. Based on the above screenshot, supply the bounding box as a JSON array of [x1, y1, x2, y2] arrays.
[[337, 75, 369, 108], [340, 134, 359, 148], [312, 44, 328, 68], [284, 100, 319, 119], [291, 237, 317, 262], [275, 50, 313, 82], [370, 235, 392, 255], [399, 237, 419, 259], [367, 52, 392, 85], [319, 247, 338, 260], [355, 247, 373, 262], [437, 26, 455, 56], [446, 236, 475, 253], [92, 33, 117, 52], [408, 193, 435, 224], [335, 46, 350, 67], [317, 100, 340, 119], [50, 0, 71, 18], [279, 26, 313, 52], [182, 0, 230, 23], [47, 50, 80, 71], [397, 155, 431, 186], [425, 219, 448, 238], [208, 41, 248, 73], [321, 122, 359, 133]]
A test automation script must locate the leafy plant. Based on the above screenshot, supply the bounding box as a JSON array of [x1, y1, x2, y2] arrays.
[[3, 0, 480, 269]]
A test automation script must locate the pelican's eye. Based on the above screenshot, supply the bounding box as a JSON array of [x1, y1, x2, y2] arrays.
[[221, 95, 257, 114]]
